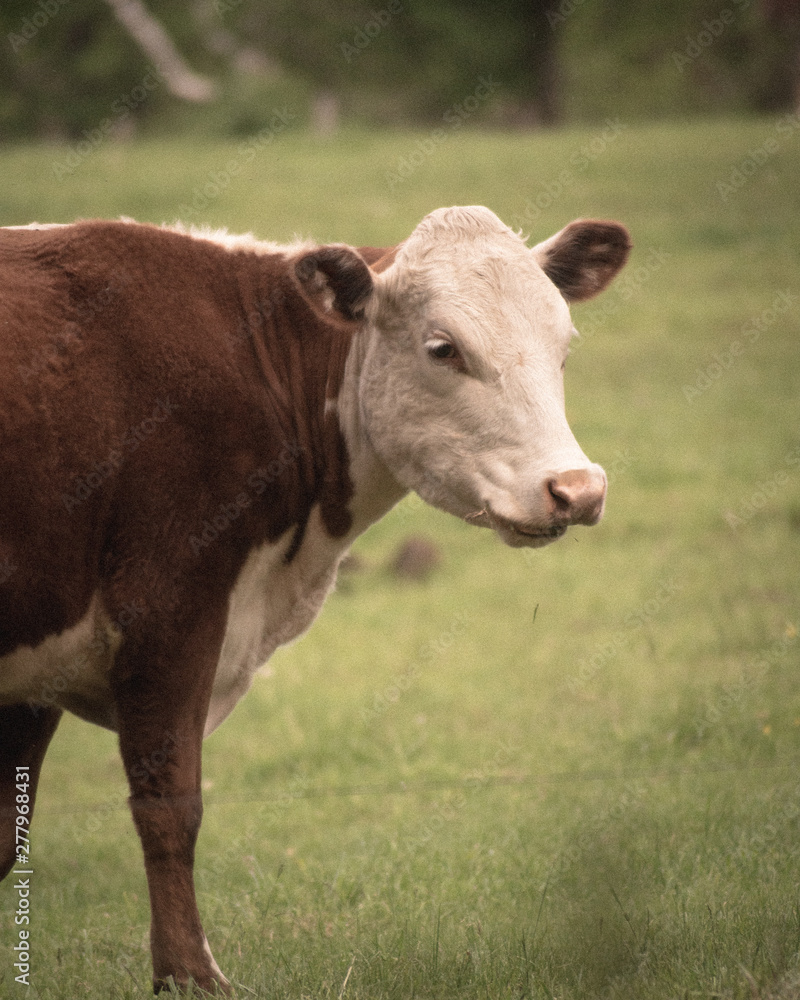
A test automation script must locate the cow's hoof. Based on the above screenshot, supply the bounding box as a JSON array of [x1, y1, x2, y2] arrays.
[[153, 972, 232, 996]]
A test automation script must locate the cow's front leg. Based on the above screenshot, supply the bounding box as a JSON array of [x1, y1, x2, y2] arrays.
[[0, 704, 62, 880], [112, 614, 229, 995]]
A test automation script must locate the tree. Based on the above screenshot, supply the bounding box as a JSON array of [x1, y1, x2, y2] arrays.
[[761, 0, 800, 111], [103, 0, 215, 102]]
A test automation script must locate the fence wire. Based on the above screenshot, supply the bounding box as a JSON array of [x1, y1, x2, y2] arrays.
[[34, 759, 800, 817]]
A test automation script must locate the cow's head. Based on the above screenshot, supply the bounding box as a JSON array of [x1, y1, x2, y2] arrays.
[[294, 206, 630, 548]]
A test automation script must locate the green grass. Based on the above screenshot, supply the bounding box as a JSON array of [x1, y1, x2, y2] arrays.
[[1, 115, 799, 999]]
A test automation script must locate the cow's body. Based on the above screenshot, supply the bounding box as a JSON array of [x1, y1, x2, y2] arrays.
[[0, 221, 383, 737], [0, 208, 630, 992]]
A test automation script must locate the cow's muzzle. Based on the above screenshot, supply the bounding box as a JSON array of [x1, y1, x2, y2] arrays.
[[480, 466, 607, 549], [546, 467, 607, 527]]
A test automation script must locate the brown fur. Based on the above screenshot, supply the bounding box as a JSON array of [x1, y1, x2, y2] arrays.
[[0, 220, 377, 992], [0, 222, 367, 654], [536, 220, 632, 302]]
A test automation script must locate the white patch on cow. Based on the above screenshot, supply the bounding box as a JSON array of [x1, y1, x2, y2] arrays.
[[345, 205, 605, 545], [0, 510, 350, 736], [165, 221, 314, 258], [204, 504, 350, 736], [1, 217, 315, 258], [201, 935, 225, 983], [2, 223, 67, 231], [0, 593, 120, 728]]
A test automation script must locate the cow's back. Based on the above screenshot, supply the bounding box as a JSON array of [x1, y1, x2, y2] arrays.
[[0, 225, 131, 652]]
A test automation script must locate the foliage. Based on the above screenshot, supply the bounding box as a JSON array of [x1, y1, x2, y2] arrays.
[[0, 0, 797, 138], [561, 0, 800, 121]]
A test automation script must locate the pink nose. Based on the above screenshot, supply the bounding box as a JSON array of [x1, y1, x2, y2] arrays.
[[547, 468, 607, 526]]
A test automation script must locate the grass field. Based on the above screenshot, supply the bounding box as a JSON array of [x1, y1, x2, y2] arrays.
[[1, 115, 799, 999]]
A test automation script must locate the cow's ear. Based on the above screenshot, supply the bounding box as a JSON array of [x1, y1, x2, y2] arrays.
[[294, 245, 374, 321], [532, 220, 631, 302]]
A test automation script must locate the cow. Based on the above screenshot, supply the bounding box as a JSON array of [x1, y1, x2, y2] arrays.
[[0, 206, 630, 993]]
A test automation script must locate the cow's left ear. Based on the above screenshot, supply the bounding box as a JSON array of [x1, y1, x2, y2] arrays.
[[532, 220, 631, 302], [294, 245, 374, 321]]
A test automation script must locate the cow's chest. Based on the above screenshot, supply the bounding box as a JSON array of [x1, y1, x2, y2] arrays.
[[0, 510, 348, 734], [204, 518, 347, 735]]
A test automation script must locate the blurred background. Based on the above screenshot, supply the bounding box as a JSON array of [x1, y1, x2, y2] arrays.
[[1, 0, 799, 142]]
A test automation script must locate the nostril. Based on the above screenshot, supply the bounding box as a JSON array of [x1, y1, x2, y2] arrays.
[[547, 477, 575, 514], [547, 469, 607, 526]]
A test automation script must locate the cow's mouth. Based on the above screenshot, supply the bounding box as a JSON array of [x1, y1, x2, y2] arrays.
[[500, 521, 567, 548], [466, 508, 568, 549], [511, 523, 567, 541]]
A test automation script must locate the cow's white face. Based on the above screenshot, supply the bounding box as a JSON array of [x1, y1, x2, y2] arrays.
[[296, 206, 631, 548]]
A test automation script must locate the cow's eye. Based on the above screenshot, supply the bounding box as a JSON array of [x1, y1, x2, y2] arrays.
[[430, 341, 456, 359], [425, 337, 462, 368]]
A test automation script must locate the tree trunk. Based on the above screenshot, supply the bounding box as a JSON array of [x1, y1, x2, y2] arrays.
[[103, 0, 216, 102]]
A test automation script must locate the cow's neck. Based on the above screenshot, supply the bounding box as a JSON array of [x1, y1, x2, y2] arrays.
[[335, 321, 409, 540], [243, 263, 407, 554]]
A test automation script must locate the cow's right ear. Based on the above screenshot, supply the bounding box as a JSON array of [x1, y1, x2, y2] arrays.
[[532, 220, 631, 302], [294, 245, 374, 321]]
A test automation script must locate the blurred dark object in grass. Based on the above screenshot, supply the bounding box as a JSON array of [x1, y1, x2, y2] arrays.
[[390, 535, 443, 581]]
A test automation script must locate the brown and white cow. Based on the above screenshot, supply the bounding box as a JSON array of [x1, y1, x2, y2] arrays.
[[0, 206, 629, 992]]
